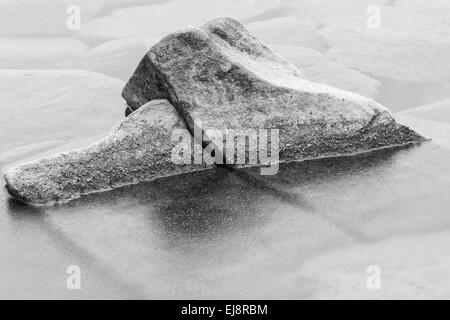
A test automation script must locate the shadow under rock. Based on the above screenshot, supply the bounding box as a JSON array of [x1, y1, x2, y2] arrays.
[[6, 144, 408, 248], [55, 145, 407, 244], [62, 167, 276, 243]]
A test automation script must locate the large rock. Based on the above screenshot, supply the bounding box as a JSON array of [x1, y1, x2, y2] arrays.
[[4, 100, 207, 205], [122, 17, 425, 163]]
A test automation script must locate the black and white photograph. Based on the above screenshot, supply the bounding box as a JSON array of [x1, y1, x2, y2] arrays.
[[0, 0, 450, 304]]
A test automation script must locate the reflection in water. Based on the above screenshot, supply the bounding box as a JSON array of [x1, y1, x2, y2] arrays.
[[3, 143, 432, 298], [38, 145, 404, 244], [377, 76, 450, 112], [57, 166, 273, 243], [7, 197, 43, 217]]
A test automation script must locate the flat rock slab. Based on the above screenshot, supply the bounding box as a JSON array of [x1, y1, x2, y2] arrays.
[[4, 100, 208, 205], [123, 17, 425, 163]]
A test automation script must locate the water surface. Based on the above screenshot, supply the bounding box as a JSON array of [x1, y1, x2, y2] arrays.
[[2, 137, 450, 299]]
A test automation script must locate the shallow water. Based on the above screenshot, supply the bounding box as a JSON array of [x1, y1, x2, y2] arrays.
[[2, 137, 450, 299], [376, 77, 450, 112], [1, 0, 449, 300]]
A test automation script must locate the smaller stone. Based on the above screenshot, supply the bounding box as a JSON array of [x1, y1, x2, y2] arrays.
[[4, 100, 208, 205]]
